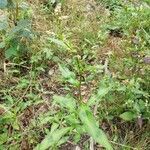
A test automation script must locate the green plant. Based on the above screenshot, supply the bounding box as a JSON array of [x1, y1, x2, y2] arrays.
[[0, 0, 33, 59], [0, 0, 149, 149], [97, 0, 150, 122], [33, 49, 113, 149], [97, 0, 123, 11]]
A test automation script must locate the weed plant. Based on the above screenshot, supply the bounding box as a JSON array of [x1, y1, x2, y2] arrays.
[[0, 0, 149, 149]]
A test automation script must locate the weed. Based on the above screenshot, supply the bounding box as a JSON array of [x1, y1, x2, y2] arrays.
[[0, 0, 149, 149]]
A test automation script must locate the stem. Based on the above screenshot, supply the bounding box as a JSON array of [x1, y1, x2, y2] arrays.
[[76, 57, 82, 101], [78, 74, 82, 101], [14, 1, 19, 25], [16, 2, 19, 20]]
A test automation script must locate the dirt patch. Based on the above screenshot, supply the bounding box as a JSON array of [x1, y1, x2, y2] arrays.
[[20, 103, 49, 128]]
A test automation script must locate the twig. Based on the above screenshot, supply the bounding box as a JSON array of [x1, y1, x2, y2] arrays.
[[76, 57, 82, 101], [110, 141, 137, 150], [97, 141, 137, 150], [90, 137, 94, 150], [6, 62, 30, 69], [3, 61, 7, 74], [104, 59, 110, 76]]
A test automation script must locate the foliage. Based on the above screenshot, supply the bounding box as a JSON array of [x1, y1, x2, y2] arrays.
[[0, 0, 149, 149], [0, 0, 33, 59], [35, 124, 70, 150]]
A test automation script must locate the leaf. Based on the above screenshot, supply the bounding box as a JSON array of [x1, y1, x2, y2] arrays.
[[6, 0, 15, 9], [39, 116, 53, 126], [0, 133, 8, 145], [34, 127, 70, 150], [12, 119, 20, 130], [8, 19, 32, 37], [53, 95, 76, 112], [88, 87, 110, 106], [0, 0, 7, 9], [65, 114, 80, 125], [50, 123, 59, 133], [59, 64, 74, 78], [5, 47, 18, 59], [57, 136, 69, 146], [0, 14, 8, 31], [0, 21, 8, 31], [59, 64, 79, 86], [79, 104, 113, 150], [97, 87, 110, 97], [0, 104, 11, 115], [0, 42, 5, 48], [48, 37, 69, 50], [120, 111, 136, 121]]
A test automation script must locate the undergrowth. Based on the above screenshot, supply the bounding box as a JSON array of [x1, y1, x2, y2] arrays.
[[0, 0, 149, 149]]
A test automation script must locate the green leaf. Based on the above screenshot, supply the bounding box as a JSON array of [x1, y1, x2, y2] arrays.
[[0, 0, 7, 9], [0, 42, 5, 48], [59, 64, 74, 78], [50, 123, 59, 133], [59, 64, 79, 86], [48, 37, 69, 50], [12, 119, 20, 130], [57, 136, 69, 146], [65, 114, 80, 125], [0, 133, 8, 145], [79, 104, 113, 150], [88, 87, 110, 106], [34, 126, 70, 150], [38, 116, 53, 126], [5, 46, 18, 59], [0, 14, 8, 30], [120, 111, 136, 121], [8, 19, 32, 39], [53, 95, 76, 111]]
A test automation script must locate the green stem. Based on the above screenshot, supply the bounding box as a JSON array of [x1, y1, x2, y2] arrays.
[[76, 57, 82, 101], [78, 75, 82, 101], [14, 1, 19, 25]]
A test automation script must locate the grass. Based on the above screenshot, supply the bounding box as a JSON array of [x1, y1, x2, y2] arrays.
[[0, 0, 150, 149]]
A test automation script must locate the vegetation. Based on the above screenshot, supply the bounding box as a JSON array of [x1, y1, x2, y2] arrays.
[[0, 0, 149, 149]]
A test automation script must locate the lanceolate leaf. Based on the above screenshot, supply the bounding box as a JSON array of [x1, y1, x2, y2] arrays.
[[59, 64, 79, 86], [79, 104, 113, 150], [34, 127, 70, 150], [120, 111, 136, 121], [48, 37, 69, 50], [88, 87, 111, 106], [53, 95, 76, 111]]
